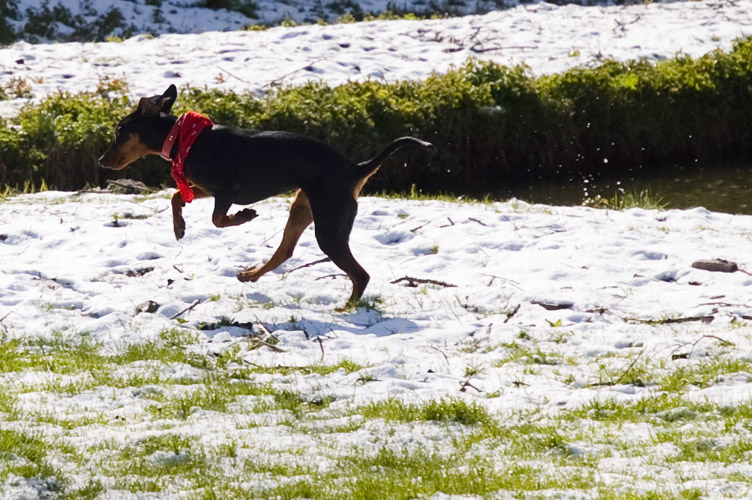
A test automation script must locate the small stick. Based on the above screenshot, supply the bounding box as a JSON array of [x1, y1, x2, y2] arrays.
[[671, 334, 735, 359], [391, 276, 456, 288], [169, 299, 201, 320], [216, 65, 250, 84], [468, 44, 538, 53], [250, 314, 285, 352], [468, 217, 489, 227], [267, 58, 326, 87], [253, 313, 272, 336], [504, 304, 521, 324], [410, 222, 429, 233], [615, 348, 645, 385], [628, 315, 714, 325], [460, 380, 483, 393], [315, 273, 345, 281], [289, 257, 331, 274], [250, 338, 285, 353], [438, 217, 455, 228]]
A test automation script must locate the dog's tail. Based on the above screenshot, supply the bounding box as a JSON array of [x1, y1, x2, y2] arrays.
[[357, 137, 436, 178]]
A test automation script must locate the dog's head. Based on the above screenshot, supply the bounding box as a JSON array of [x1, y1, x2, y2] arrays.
[[99, 85, 178, 170]]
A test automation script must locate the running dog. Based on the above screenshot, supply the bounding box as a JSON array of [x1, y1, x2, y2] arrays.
[[99, 85, 435, 309]]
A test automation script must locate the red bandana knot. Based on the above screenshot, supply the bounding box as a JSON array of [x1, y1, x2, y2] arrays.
[[163, 111, 213, 203]]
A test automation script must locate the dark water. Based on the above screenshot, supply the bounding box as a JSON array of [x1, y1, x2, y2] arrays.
[[501, 162, 752, 214]]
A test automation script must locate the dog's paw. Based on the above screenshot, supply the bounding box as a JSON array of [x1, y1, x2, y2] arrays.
[[237, 267, 262, 282], [174, 221, 186, 240], [237, 208, 258, 223]]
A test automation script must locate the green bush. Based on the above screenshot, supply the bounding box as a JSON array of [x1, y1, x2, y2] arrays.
[[0, 79, 135, 189], [0, 0, 17, 45], [198, 0, 258, 19], [20, 3, 137, 43], [2, 38, 752, 194]]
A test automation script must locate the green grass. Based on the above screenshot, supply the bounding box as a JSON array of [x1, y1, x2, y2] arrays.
[[2, 322, 752, 498], [584, 188, 669, 210]]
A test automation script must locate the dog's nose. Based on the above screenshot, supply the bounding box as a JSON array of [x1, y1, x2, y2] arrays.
[[98, 155, 110, 169]]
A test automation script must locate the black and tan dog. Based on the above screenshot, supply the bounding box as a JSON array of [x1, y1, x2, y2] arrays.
[[99, 85, 434, 309]]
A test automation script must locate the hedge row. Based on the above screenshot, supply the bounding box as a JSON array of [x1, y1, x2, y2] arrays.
[[1, 37, 752, 194]]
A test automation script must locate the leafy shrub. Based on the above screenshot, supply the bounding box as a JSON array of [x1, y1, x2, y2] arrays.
[[2, 38, 752, 194], [0, 0, 17, 45], [20, 2, 137, 43], [199, 0, 258, 19], [0, 79, 134, 189]]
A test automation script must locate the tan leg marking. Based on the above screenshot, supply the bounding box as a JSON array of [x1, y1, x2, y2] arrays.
[[237, 190, 313, 282]]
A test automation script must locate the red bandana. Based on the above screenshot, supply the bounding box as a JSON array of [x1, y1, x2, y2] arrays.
[[161, 111, 213, 203]]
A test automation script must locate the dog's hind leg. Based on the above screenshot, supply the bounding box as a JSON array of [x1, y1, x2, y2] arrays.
[[238, 190, 313, 283], [309, 193, 369, 310]]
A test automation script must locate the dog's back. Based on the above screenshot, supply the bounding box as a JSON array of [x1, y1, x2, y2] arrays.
[[185, 128, 355, 204]]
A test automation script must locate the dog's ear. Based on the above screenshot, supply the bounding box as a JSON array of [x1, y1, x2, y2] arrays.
[[137, 96, 162, 117], [136, 85, 177, 117], [160, 85, 178, 114]]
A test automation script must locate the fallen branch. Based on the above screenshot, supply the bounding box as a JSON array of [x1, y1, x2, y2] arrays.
[[253, 314, 272, 336], [169, 299, 201, 320], [438, 217, 455, 228], [0, 310, 12, 323], [628, 315, 714, 325], [468, 217, 489, 227], [460, 380, 483, 393], [216, 65, 250, 84], [289, 257, 331, 274], [249, 338, 285, 353], [504, 304, 521, 324], [315, 273, 345, 281], [391, 276, 457, 288], [0, 310, 11, 334], [671, 334, 734, 360], [410, 222, 430, 233], [591, 348, 646, 387], [468, 44, 538, 53], [267, 58, 326, 87], [615, 348, 646, 385]]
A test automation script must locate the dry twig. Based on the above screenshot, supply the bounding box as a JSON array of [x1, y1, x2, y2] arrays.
[[170, 299, 201, 320], [504, 304, 521, 324], [289, 257, 331, 273], [391, 276, 456, 288]]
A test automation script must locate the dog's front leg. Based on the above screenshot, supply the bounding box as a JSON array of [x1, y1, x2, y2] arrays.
[[171, 191, 187, 240], [172, 187, 211, 240], [212, 195, 258, 228]]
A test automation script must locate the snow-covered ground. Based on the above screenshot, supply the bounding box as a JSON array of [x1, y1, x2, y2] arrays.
[[3, 2, 752, 497], [1, 0, 751, 118], [3, 192, 752, 411], [7, 0, 509, 36]]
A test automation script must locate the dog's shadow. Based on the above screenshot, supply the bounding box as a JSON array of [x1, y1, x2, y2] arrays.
[[200, 292, 420, 342], [289, 311, 420, 339]]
